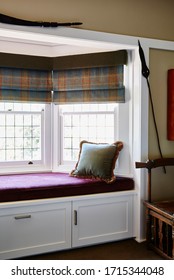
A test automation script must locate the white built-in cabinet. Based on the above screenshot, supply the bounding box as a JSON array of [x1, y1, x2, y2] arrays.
[[0, 191, 136, 259]]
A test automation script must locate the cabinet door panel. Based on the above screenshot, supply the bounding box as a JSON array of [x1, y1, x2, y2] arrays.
[[72, 195, 133, 247], [0, 201, 71, 259]]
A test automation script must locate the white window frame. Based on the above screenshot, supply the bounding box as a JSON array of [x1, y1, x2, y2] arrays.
[[0, 103, 52, 174], [60, 105, 118, 164]]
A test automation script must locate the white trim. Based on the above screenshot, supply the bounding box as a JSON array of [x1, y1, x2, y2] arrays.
[[1, 23, 173, 57], [0, 23, 173, 52]]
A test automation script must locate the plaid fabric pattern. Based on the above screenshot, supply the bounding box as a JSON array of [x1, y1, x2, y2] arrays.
[[53, 65, 125, 103], [0, 68, 52, 102], [0, 65, 125, 104]]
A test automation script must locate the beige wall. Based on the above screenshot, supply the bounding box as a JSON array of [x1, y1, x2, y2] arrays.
[[1, 0, 174, 199], [0, 0, 174, 41], [149, 50, 174, 200], [149, 50, 174, 158]]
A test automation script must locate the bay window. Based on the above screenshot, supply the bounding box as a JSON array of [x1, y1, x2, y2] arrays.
[[0, 50, 130, 175]]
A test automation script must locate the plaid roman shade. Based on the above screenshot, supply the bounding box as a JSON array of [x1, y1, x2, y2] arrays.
[[0, 50, 127, 104], [52, 50, 127, 104], [0, 67, 52, 102], [53, 65, 125, 103]]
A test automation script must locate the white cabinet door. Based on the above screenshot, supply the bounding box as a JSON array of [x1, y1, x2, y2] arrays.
[[72, 195, 134, 247], [0, 201, 71, 259]]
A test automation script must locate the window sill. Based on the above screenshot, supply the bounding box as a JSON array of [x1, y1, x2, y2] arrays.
[[0, 165, 52, 175], [52, 164, 74, 174]]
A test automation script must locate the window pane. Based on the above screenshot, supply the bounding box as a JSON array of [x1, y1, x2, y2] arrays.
[[6, 150, 15, 161], [6, 138, 14, 149], [64, 115, 71, 126], [0, 127, 5, 137], [61, 103, 116, 162], [24, 115, 32, 125], [106, 114, 114, 124], [15, 138, 23, 148], [73, 104, 81, 112], [64, 149, 71, 161], [0, 102, 43, 163], [32, 138, 40, 149], [30, 104, 44, 111], [89, 115, 96, 126], [88, 127, 96, 138], [15, 115, 23, 126], [33, 115, 41, 125], [24, 127, 32, 137], [72, 115, 80, 126], [0, 138, 5, 149], [13, 103, 23, 111], [72, 127, 79, 137], [80, 127, 88, 138], [80, 115, 88, 126], [64, 127, 72, 137], [4, 103, 13, 111], [64, 138, 71, 149], [6, 127, 14, 137], [97, 114, 105, 126], [24, 149, 31, 160], [0, 150, 5, 161], [0, 114, 5, 125], [0, 103, 5, 111], [24, 138, 32, 148], [72, 149, 79, 161], [6, 114, 14, 125], [72, 138, 79, 149], [22, 103, 31, 111], [107, 127, 114, 139], [33, 149, 41, 160], [15, 149, 23, 160], [15, 127, 23, 138], [90, 104, 98, 111], [32, 127, 40, 138]]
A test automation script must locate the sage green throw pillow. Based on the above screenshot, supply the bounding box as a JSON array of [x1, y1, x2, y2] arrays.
[[70, 140, 123, 183]]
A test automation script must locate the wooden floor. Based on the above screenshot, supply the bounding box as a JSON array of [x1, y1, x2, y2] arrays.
[[21, 239, 164, 260]]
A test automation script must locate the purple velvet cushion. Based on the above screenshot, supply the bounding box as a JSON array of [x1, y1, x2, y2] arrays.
[[0, 172, 134, 202]]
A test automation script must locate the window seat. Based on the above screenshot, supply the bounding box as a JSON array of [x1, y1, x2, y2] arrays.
[[0, 172, 134, 203]]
